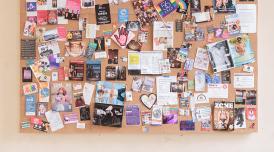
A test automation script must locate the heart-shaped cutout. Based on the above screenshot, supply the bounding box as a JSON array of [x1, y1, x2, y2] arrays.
[[140, 93, 157, 109]]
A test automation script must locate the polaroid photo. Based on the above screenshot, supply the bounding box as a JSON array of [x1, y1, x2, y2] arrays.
[[126, 21, 141, 32], [221, 70, 231, 83], [51, 82, 72, 112], [213, 0, 236, 13], [190, 0, 201, 12], [37, 102, 48, 116], [57, 0, 68, 24]]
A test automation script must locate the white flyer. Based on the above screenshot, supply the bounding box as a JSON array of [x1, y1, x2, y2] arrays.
[[236, 4, 257, 33], [193, 93, 209, 104], [153, 21, 173, 51], [207, 84, 229, 99], [45, 111, 64, 132], [83, 83, 95, 105], [156, 76, 178, 105], [86, 24, 97, 38], [234, 73, 255, 89], [140, 51, 163, 75]]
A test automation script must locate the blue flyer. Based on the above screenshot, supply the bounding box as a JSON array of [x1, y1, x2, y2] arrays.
[[118, 8, 129, 23]]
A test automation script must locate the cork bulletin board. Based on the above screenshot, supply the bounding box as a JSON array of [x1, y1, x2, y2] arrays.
[[20, 0, 258, 134]]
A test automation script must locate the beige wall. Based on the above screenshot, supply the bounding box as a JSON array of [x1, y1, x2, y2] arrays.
[[0, 0, 273, 151]]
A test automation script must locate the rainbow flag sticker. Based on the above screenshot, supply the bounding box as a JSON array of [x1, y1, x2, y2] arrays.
[[155, 0, 178, 17]]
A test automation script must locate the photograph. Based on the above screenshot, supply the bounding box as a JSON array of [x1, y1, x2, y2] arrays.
[[51, 82, 73, 112]]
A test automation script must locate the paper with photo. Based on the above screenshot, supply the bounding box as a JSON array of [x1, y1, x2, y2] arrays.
[[207, 84, 228, 99], [45, 111, 64, 132], [236, 4, 257, 33], [153, 21, 173, 51], [234, 73, 254, 89], [156, 76, 178, 105], [194, 48, 209, 71]]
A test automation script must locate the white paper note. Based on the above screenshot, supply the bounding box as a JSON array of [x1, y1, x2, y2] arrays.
[[45, 111, 64, 132], [236, 4, 257, 33], [156, 76, 178, 105], [83, 83, 95, 105]]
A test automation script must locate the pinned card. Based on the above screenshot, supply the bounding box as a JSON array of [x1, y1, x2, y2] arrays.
[[23, 83, 38, 95], [111, 25, 135, 49]]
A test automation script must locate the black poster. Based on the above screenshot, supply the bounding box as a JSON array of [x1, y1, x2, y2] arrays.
[[21, 39, 36, 60], [95, 4, 111, 25]]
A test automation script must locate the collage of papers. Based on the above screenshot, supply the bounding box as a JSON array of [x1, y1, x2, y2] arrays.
[[20, 0, 257, 134]]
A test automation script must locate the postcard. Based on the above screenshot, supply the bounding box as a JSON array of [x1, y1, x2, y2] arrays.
[[225, 14, 241, 36], [57, 0, 68, 24], [193, 93, 209, 104], [153, 21, 174, 51], [64, 113, 78, 124], [156, 76, 178, 105], [118, 8, 129, 23], [126, 21, 140, 32], [22, 67, 33, 82], [195, 70, 206, 92], [194, 106, 211, 122], [192, 12, 211, 23], [38, 41, 60, 58], [126, 105, 140, 126], [39, 82, 50, 102], [95, 81, 126, 106], [142, 77, 155, 93], [65, 0, 81, 20], [105, 66, 126, 81], [45, 111, 64, 132], [43, 29, 59, 41], [37, 102, 48, 116], [180, 120, 195, 131], [108, 49, 118, 64], [194, 48, 209, 71], [111, 25, 135, 49], [23, 83, 38, 95], [86, 60, 101, 81], [95, 4, 111, 25], [50, 82, 72, 112], [25, 95, 36, 116], [69, 60, 84, 81], [93, 103, 123, 127], [162, 107, 178, 124], [168, 48, 181, 68], [80, 106, 91, 121], [207, 84, 229, 99], [141, 111, 151, 126], [234, 73, 254, 89], [151, 105, 163, 126], [246, 106, 256, 121], [131, 77, 143, 92], [131, 0, 158, 27], [23, 21, 36, 37], [65, 41, 85, 57], [213, 0, 236, 13], [234, 108, 246, 129], [74, 92, 85, 107]]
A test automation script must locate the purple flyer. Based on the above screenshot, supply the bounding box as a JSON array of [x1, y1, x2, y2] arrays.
[[126, 105, 140, 126]]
